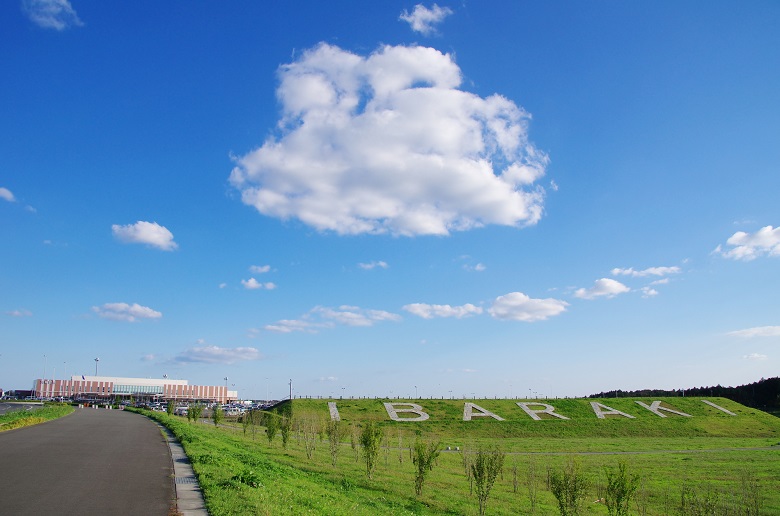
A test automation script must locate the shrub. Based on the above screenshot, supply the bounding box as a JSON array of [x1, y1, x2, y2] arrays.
[[326, 419, 343, 467], [412, 439, 441, 496], [359, 420, 383, 480], [471, 447, 505, 516], [604, 461, 640, 516], [550, 457, 590, 516], [212, 405, 224, 426], [264, 411, 279, 444]]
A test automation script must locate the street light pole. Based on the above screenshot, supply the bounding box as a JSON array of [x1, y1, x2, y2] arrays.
[[94, 357, 100, 376]]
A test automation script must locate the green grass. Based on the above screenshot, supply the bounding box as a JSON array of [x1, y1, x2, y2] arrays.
[[134, 398, 780, 515], [0, 403, 74, 431]]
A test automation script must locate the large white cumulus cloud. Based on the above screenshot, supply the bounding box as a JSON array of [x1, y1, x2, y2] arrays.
[[230, 43, 549, 236]]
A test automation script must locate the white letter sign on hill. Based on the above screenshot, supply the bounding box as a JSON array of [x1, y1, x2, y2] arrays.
[[590, 402, 635, 419], [702, 399, 737, 416], [635, 401, 691, 418], [384, 402, 430, 421], [328, 402, 340, 421], [516, 402, 570, 420], [463, 402, 505, 421]]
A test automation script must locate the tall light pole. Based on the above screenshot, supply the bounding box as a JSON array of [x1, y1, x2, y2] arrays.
[[94, 357, 100, 376], [43, 354, 47, 380], [223, 377, 228, 404]]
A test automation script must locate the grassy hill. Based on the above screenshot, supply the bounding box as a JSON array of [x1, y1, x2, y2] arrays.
[[287, 396, 780, 440], [137, 397, 780, 515]]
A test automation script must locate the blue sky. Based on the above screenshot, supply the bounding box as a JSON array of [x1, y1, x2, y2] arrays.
[[2, 1, 779, 400]]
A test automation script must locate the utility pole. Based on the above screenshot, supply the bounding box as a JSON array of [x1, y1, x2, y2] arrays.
[[94, 357, 99, 376], [289, 379, 292, 400]]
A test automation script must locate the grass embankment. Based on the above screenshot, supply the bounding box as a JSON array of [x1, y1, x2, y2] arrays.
[[0, 403, 74, 431], [136, 398, 780, 515]]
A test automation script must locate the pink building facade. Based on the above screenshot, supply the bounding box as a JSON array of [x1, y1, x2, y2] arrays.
[[34, 375, 237, 403]]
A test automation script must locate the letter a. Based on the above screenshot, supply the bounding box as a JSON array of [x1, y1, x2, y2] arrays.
[[463, 403, 505, 421], [590, 402, 635, 419], [383, 403, 430, 422]]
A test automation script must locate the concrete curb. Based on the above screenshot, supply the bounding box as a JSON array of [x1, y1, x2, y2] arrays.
[[157, 423, 209, 516]]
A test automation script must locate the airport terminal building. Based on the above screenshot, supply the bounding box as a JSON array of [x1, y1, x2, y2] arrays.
[[34, 375, 238, 403]]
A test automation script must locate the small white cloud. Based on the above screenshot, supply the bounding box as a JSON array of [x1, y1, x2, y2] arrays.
[[743, 353, 768, 361], [265, 305, 400, 333], [715, 226, 780, 261], [229, 42, 548, 237], [5, 309, 32, 317], [317, 376, 339, 382], [463, 263, 486, 272], [488, 292, 568, 322], [640, 287, 659, 298], [611, 266, 681, 277], [92, 302, 162, 322], [358, 260, 389, 270], [218, 283, 227, 289], [0, 187, 16, 202], [403, 302, 483, 319], [399, 3, 453, 35], [23, 0, 83, 30], [573, 278, 630, 300], [174, 344, 261, 365], [727, 326, 780, 338], [140, 354, 156, 362], [242, 278, 276, 290], [112, 221, 178, 251], [249, 264, 271, 274]]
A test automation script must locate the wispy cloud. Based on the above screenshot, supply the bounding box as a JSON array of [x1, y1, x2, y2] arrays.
[[112, 221, 178, 251], [727, 326, 780, 338], [488, 292, 568, 322], [399, 3, 453, 35], [403, 303, 483, 319], [23, 0, 83, 31], [92, 302, 162, 322], [358, 260, 388, 270], [573, 278, 630, 300], [714, 225, 780, 261], [611, 266, 681, 277], [230, 42, 548, 236], [173, 344, 261, 365], [249, 264, 271, 274], [743, 353, 768, 361], [463, 263, 486, 272], [5, 309, 32, 317], [265, 305, 401, 333], [0, 187, 16, 202]]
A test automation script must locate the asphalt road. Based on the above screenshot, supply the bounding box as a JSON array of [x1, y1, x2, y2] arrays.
[[0, 407, 174, 515]]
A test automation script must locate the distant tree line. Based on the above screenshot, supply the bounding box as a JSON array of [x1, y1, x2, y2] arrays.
[[589, 377, 780, 414]]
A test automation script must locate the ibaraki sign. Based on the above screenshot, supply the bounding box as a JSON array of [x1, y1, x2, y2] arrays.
[[326, 399, 737, 422]]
